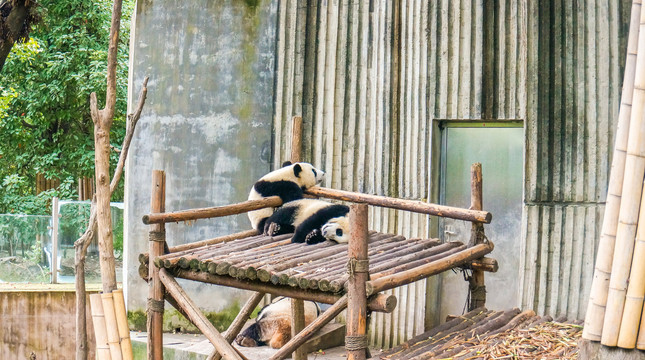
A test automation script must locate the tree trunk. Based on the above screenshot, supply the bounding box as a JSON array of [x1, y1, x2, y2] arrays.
[[0, 0, 35, 72]]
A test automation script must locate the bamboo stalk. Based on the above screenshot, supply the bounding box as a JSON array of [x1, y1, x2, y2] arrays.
[[112, 289, 133, 360], [305, 186, 491, 223], [638, 303, 645, 349], [617, 184, 645, 348], [142, 196, 283, 225], [101, 292, 123, 360], [90, 293, 111, 360], [584, 0, 642, 341], [159, 269, 242, 360]]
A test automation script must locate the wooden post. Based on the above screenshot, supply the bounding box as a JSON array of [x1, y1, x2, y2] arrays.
[[468, 163, 486, 311], [346, 204, 369, 360], [51, 197, 59, 284], [147, 170, 166, 360], [290, 116, 303, 163], [289, 115, 307, 360], [291, 298, 307, 360]]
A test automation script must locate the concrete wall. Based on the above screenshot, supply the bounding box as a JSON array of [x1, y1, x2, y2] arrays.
[[125, 0, 277, 313], [0, 288, 96, 359]]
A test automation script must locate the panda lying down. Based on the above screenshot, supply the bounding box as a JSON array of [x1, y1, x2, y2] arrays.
[[236, 297, 320, 349], [264, 199, 350, 244]]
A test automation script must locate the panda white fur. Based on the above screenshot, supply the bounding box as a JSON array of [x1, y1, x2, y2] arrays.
[[263, 199, 350, 244], [235, 297, 320, 349], [248, 162, 325, 231]]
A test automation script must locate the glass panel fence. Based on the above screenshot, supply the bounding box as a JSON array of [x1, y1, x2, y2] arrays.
[[0, 214, 52, 283]]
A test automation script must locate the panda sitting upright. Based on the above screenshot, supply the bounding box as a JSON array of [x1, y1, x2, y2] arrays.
[[263, 199, 350, 244], [248, 162, 325, 232]]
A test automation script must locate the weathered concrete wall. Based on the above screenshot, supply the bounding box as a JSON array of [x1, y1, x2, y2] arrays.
[[125, 0, 277, 313], [0, 289, 97, 359]]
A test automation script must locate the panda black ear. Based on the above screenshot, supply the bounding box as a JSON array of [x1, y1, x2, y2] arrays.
[[293, 164, 302, 178], [282, 161, 292, 167]]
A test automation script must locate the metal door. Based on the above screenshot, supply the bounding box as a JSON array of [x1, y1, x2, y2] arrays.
[[438, 125, 524, 320]]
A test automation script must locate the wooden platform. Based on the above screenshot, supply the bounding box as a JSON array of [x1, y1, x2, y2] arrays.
[[140, 231, 492, 300]]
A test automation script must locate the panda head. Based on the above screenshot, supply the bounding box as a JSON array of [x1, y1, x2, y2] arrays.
[[321, 215, 350, 243], [278, 161, 325, 188]]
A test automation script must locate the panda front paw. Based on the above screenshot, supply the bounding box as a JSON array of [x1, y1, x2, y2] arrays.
[[305, 229, 325, 245], [265, 223, 281, 236]]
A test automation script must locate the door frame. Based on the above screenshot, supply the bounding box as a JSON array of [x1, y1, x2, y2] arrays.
[[424, 118, 524, 329]]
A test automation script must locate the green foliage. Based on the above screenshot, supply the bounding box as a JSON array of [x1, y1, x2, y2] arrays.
[[0, 0, 134, 214]]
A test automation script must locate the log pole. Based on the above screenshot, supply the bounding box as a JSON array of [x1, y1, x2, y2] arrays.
[[305, 186, 491, 223], [290, 115, 303, 163], [291, 298, 307, 360], [468, 163, 486, 311], [147, 170, 166, 360], [143, 196, 283, 225], [346, 204, 369, 360], [159, 269, 242, 360]]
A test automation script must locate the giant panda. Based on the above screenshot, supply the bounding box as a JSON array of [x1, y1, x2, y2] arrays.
[[248, 162, 325, 232], [263, 199, 350, 244], [235, 297, 320, 349]]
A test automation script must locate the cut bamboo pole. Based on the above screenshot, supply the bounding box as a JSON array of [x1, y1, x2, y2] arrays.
[[602, 3, 645, 340], [159, 268, 242, 360], [113, 289, 133, 360], [638, 302, 645, 349], [101, 292, 123, 360], [305, 186, 491, 223], [584, 0, 642, 341], [617, 184, 645, 348], [90, 293, 111, 360]]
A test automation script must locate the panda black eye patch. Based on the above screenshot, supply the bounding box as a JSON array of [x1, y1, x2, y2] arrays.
[[336, 229, 343, 236]]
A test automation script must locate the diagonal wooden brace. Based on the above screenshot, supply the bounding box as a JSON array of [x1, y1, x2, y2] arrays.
[[158, 268, 243, 360]]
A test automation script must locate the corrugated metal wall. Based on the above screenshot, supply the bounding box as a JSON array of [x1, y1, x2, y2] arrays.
[[272, 0, 630, 347]]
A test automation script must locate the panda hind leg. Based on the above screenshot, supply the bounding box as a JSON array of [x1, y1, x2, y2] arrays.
[[264, 221, 295, 236], [304, 229, 326, 244]]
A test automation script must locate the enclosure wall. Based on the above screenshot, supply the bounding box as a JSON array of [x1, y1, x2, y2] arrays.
[[271, 0, 630, 347], [125, 1, 278, 314]]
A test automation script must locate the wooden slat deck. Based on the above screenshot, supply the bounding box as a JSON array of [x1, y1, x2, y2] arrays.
[[140, 230, 492, 298]]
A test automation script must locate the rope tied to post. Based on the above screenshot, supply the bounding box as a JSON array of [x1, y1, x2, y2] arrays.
[[347, 258, 369, 280], [147, 298, 164, 314], [345, 334, 368, 351], [149, 231, 166, 243]]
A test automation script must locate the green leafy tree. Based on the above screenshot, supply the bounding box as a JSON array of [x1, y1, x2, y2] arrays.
[[0, 0, 134, 214]]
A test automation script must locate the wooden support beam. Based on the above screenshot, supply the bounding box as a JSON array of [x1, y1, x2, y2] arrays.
[[468, 163, 487, 311], [147, 170, 166, 360], [142, 196, 283, 225], [291, 298, 307, 360], [208, 292, 266, 360], [305, 186, 492, 223], [464, 257, 498, 273], [159, 269, 243, 360], [269, 295, 349, 360], [367, 242, 494, 295], [346, 204, 369, 360], [172, 268, 396, 313]]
